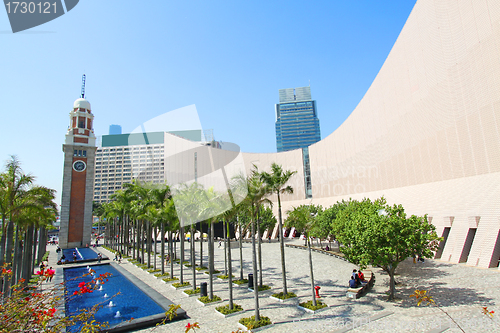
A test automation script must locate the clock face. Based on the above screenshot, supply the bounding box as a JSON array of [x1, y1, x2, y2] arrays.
[[73, 160, 86, 172]]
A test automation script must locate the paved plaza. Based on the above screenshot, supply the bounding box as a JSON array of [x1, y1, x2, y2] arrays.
[[49, 239, 500, 332]]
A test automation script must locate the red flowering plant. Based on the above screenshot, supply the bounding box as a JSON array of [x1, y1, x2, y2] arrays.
[[0, 264, 114, 333]]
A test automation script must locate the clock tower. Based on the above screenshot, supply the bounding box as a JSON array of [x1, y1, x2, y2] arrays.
[[59, 78, 96, 249]]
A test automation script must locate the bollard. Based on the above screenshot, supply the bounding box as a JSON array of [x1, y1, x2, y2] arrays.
[[248, 274, 254, 289], [315, 286, 321, 298], [200, 282, 208, 297]]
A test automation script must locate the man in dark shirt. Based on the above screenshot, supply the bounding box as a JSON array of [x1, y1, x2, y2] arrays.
[[349, 277, 357, 288]]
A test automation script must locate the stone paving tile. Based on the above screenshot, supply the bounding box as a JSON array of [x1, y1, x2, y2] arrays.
[[50, 239, 500, 332]]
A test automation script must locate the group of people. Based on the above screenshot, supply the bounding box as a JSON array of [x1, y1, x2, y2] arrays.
[[113, 252, 122, 263], [349, 269, 367, 288], [39, 262, 55, 282]]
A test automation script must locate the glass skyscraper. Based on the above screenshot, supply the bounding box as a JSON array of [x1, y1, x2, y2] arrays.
[[275, 86, 321, 152]]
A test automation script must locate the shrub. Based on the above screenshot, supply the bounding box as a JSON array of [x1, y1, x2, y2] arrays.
[[154, 272, 170, 278], [272, 292, 297, 299], [233, 279, 248, 285], [217, 274, 235, 280], [163, 277, 179, 282], [204, 270, 220, 275], [195, 266, 208, 271], [239, 315, 272, 329], [184, 288, 200, 295], [0, 265, 111, 332], [299, 300, 327, 311], [172, 282, 190, 288], [198, 295, 221, 304], [249, 285, 271, 292], [215, 303, 243, 315]]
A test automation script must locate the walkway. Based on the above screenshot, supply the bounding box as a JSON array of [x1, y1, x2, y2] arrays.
[[49, 239, 500, 332]]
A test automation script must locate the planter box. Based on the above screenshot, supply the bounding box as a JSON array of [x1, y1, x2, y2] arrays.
[[196, 298, 224, 307], [171, 284, 191, 290], [297, 304, 329, 314], [237, 322, 273, 332], [269, 295, 298, 303], [183, 290, 201, 297], [215, 307, 244, 318], [247, 287, 271, 293]]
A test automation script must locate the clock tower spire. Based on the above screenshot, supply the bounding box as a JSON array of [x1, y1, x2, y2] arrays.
[[59, 75, 97, 249]]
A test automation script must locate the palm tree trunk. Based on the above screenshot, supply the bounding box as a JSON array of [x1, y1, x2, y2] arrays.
[[251, 209, 260, 321], [209, 222, 214, 299], [0, 221, 7, 267], [277, 195, 288, 295], [31, 227, 38, 275], [239, 220, 243, 281], [307, 233, 317, 306], [22, 226, 34, 287], [223, 221, 227, 275], [180, 227, 184, 284], [169, 231, 174, 277], [161, 223, 165, 275], [227, 225, 234, 309], [4, 221, 14, 267], [141, 221, 145, 265], [37, 227, 46, 264], [199, 222, 203, 268], [13, 225, 22, 286], [257, 217, 263, 287], [154, 226, 158, 270], [147, 221, 151, 268], [191, 225, 196, 290]]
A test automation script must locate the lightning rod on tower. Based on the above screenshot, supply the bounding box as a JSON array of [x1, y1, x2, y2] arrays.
[[81, 74, 86, 98]]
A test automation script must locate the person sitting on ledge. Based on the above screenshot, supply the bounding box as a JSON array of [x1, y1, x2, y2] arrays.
[[358, 270, 368, 284], [352, 269, 362, 287], [349, 276, 357, 288], [325, 245, 330, 251]]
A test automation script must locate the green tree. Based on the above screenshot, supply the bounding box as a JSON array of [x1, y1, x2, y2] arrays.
[[0, 156, 57, 294], [260, 163, 296, 296], [332, 197, 440, 300]]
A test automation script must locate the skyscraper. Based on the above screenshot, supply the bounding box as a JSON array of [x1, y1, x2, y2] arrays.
[[275, 86, 321, 152], [109, 124, 122, 135]]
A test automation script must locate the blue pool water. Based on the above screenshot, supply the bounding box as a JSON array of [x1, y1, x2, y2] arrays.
[[64, 264, 165, 331], [62, 248, 100, 262]]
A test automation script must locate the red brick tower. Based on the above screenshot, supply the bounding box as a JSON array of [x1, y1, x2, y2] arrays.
[[59, 76, 96, 249]]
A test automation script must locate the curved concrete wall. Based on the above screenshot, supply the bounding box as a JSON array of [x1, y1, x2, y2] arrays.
[[244, 0, 500, 268]]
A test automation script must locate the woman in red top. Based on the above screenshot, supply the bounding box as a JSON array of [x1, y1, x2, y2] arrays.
[[358, 270, 366, 282]]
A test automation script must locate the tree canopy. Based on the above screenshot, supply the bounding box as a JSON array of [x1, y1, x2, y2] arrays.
[[331, 197, 440, 300]]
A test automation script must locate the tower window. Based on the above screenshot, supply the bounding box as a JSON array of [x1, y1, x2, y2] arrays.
[[73, 150, 78, 156], [83, 151, 87, 157], [78, 117, 85, 129]]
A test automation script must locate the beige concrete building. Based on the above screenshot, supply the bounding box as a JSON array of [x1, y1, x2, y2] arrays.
[[239, 0, 500, 269]]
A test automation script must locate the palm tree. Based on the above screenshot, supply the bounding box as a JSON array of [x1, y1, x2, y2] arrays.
[[232, 166, 270, 321], [285, 204, 322, 306], [260, 163, 296, 296], [219, 198, 241, 310], [0, 156, 52, 295], [19, 186, 57, 287], [173, 182, 208, 291]]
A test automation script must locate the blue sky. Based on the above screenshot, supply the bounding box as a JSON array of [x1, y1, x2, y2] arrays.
[[0, 0, 417, 205]]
